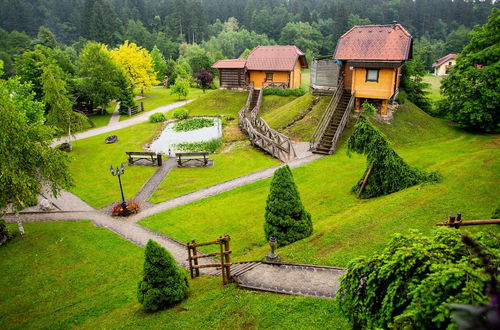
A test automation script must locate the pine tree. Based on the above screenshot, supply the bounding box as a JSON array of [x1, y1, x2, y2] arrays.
[[137, 240, 189, 312], [264, 165, 312, 246]]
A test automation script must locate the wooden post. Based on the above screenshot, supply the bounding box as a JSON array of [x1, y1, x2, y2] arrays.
[[157, 154, 162, 166], [187, 242, 194, 279], [141, 102, 144, 112], [224, 234, 231, 283], [381, 99, 388, 116], [191, 239, 199, 277], [355, 97, 361, 110], [219, 237, 226, 284], [357, 163, 374, 198], [127, 106, 131, 117]]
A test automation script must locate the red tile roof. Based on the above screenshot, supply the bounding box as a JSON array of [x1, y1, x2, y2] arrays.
[[432, 53, 457, 67], [334, 24, 412, 62], [212, 59, 246, 69], [245, 46, 307, 71]]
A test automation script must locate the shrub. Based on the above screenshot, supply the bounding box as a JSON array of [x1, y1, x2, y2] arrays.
[[149, 112, 166, 123], [263, 87, 307, 97], [137, 240, 189, 311], [264, 165, 312, 246], [174, 138, 223, 153], [111, 201, 140, 216], [173, 118, 214, 131], [492, 207, 500, 219], [0, 220, 13, 245], [347, 102, 439, 198], [172, 108, 189, 120], [338, 228, 499, 329], [170, 78, 190, 100]]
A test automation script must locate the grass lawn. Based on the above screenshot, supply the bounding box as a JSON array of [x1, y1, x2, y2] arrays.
[[149, 141, 280, 203], [68, 122, 161, 209], [423, 74, 444, 103], [260, 95, 299, 115], [81, 102, 116, 131], [0, 221, 348, 329], [301, 68, 310, 90], [140, 102, 500, 264], [176, 89, 248, 118], [120, 87, 212, 121]]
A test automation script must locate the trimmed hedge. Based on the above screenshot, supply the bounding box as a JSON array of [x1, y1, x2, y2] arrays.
[[263, 88, 307, 97]]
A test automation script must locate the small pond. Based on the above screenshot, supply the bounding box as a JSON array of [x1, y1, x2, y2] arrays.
[[149, 117, 222, 154]]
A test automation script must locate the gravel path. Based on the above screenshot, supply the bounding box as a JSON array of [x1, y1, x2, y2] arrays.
[[133, 158, 177, 204], [108, 102, 121, 125], [129, 153, 323, 222], [51, 99, 194, 147]]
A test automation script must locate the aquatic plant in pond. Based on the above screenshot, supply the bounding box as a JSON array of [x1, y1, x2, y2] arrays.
[[149, 117, 222, 154], [173, 118, 214, 132], [175, 138, 223, 153]]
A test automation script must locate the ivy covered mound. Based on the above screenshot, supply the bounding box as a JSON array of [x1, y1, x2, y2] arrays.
[[264, 165, 312, 246], [137, 240, 188, 312], [338, 228, 500, 329], [348, 104, 439, 199]]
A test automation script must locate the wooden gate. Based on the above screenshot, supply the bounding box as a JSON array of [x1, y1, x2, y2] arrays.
[[186, 234, 232, 284]]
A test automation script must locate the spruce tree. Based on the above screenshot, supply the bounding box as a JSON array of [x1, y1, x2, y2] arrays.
[[264, 165, 312, 246], [137, 240, 188, 312]]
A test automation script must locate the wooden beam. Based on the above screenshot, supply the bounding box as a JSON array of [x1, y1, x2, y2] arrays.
[[192, 263, 231, 269], [436, 219, 500, 227], [357, 163, 374, 198]]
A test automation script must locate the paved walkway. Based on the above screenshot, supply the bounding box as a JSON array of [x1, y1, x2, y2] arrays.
[[51, 99, 194, 147], [108, 102, 121, 125], [133, 158, 177, 204], [129, 153, 323, 222]]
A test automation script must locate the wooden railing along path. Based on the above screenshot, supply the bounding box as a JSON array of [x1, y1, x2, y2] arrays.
[[238, 88, 296, 162]]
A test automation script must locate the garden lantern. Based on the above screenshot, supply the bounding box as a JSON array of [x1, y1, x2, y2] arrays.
[[110, 164, 127, 209], [264, 236, 280, 263]]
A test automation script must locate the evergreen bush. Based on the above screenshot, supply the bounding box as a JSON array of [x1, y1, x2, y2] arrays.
[[149, 112, 166, 123], [338, 228, 499, 329], [172, 108, 189, 120], [264, 165, 312, 246], [0, 220, 13, 245], [263, 87, 307, 97], [347, 103, 439, 198], [137, 240, 189, 311]]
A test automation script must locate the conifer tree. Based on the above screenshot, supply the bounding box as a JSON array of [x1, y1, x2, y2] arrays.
[[137, 240, 188, 312], [348, 103, 439, 199], [264, 165, 312, 246]]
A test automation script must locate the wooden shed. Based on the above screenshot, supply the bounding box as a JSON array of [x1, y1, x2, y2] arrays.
[[212, 59, 246, 89], [334, 24, 413, 116]]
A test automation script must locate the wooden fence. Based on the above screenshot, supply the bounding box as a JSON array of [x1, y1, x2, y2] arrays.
[[238, 88, 296, 162], [187, 234, 232, 285]]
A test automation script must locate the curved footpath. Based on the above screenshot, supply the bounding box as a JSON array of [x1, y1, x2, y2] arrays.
[[51, 99, 194, 147], [7, 99, 344, 299]]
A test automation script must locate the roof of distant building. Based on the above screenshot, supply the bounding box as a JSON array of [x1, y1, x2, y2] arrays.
[[211, 59, 246, 69], [432, 53, 457, 67]]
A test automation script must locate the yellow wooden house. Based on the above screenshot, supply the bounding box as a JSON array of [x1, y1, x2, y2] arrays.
[[212, 45, 307, 90], [334, 24, 413, 115]]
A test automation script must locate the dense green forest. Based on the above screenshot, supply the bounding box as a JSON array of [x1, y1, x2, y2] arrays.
[[1, 0, 497, 77]]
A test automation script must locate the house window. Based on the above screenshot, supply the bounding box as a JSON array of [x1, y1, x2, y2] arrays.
[[265, 73, 273, 81], [366, 69, 379, 82]]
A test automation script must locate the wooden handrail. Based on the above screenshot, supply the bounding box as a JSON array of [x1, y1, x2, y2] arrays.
[[329, 94, 355, 154], [310, 76, 344, 151]]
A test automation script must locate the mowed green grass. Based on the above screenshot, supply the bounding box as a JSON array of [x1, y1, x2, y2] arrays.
[[140, 102, 500, 264], [175, 89, 248, 118], [0, 222, 348, 329], [68, 122, 161, 208], [120, 87, 211, 121], [150, 141, 279, 203], [423, 74, 444, 103]]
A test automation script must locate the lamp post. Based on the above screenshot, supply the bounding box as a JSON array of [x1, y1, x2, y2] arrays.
[[110, 164, 127, 209], [264, 236, 280, 263]]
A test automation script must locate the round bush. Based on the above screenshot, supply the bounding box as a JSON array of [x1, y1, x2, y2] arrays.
[[137, 240, 189, 311], [172, 108, 189, 120], [149, 112, 166, 123]]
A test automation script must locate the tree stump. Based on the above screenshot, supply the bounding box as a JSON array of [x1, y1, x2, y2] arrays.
[[105, 135, 118, 144]]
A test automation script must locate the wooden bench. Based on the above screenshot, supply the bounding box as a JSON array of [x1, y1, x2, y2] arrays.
[[126, 151, 162, 166], [176, 152, 210, 167]]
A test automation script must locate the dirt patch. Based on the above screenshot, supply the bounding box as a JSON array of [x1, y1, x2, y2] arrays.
[[223, 124, 246, 142]]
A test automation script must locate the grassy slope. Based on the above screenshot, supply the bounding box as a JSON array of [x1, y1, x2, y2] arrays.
[[69, 122, 160, 208], [260, 95, 299, 115], [173, 89, 248, 118], [150, 141, 279, 203], [0, 222, 347, 329], [261, 93, 316, 131], [140, 102, 500, 264]]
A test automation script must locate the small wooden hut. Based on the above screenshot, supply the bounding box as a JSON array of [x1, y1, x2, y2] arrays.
[[212, 59, 246, 89]]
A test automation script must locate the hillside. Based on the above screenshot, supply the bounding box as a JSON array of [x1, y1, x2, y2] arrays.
[[140, 101, 500, 265]]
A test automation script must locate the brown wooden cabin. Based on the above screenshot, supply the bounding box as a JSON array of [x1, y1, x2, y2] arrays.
[[211, 59, 246, 89], [212, 46, 308, 90], [334, 24, 413, 116]]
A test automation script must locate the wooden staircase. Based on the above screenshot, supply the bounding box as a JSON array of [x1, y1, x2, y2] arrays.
[[313, 92, 351, 154], [249, 89, 260, 111]]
